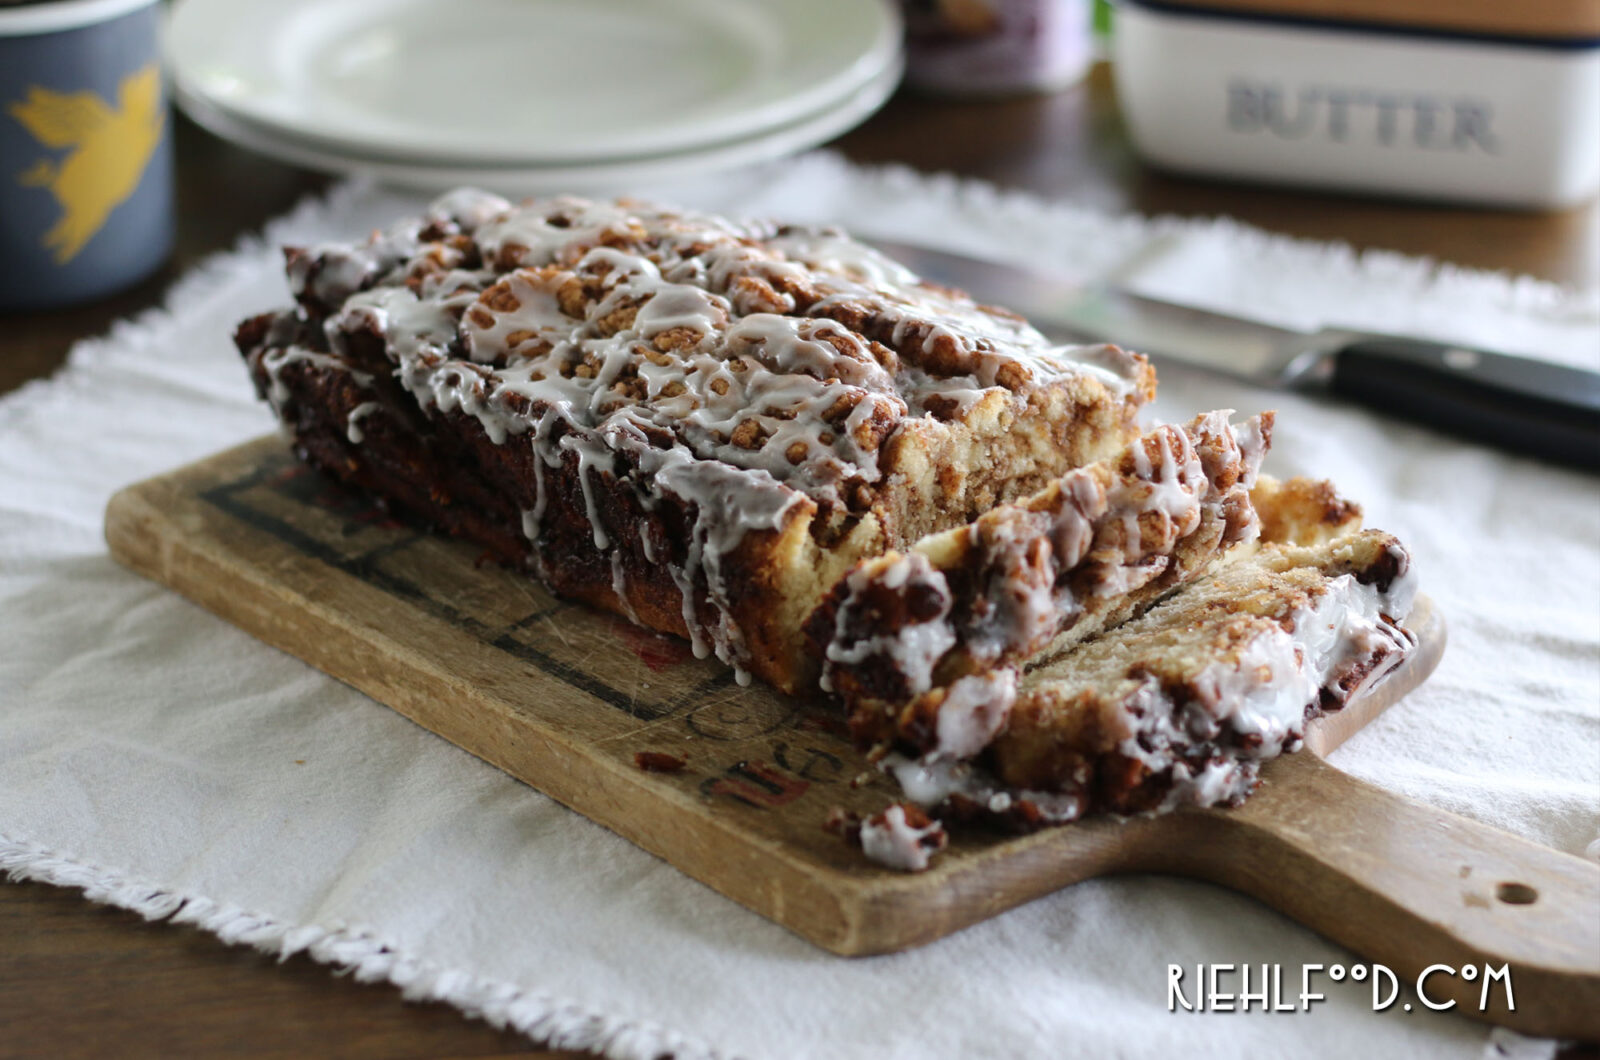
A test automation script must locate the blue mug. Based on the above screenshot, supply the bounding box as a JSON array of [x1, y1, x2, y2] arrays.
[[0, 0, 173, 311]]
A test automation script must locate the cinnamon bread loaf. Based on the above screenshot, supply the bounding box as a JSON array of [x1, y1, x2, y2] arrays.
[[236, 190, 1155, 693], [234, 191, 1424, 872]]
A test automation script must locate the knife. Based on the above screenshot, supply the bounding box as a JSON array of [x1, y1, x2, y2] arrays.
[[868, 238, 1600, 472]]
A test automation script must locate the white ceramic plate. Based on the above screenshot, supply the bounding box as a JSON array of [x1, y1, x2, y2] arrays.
[[173, 55, 902, 194], [167, 0, 900, 165]]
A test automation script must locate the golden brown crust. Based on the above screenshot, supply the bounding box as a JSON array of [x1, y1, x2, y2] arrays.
[[1251, 475, 1363, 546]]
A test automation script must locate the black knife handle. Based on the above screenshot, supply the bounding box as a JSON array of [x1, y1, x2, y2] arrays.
[[1328, 337, 1600, 472]]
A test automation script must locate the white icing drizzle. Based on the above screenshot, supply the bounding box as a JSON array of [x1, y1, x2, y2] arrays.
[[426, 187, 515, 233], [882, 754, 1084, 822], [255, 346, 373, 411], [766, 227, 920, 287], [932, 669, 1017, 760], [609, 551, 640, 625], [821, 554, 956, 696], [857, 804, 947, 872], [1378, 540, 1419, 618], [1232, 413, 1270, 488], [345, 401, 380, 444]]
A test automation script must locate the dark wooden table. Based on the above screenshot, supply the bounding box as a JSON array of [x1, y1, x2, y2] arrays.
[[3, 65, 1596, 1060]]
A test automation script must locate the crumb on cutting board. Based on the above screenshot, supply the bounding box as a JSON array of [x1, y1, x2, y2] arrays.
[[634, 751, 688, 774]]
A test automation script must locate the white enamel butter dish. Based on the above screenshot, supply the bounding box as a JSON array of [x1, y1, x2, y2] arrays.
[[1112, 0, 1600, 208]]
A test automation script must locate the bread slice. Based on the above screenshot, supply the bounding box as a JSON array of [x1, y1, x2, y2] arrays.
[[236, 191, 1155, 692], [877, 527, 1417, 838], [804, 410, 1273, 760]]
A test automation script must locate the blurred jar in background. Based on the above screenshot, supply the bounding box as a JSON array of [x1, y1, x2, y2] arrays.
[[902, 0, 1093, 96], [0, 0, 174, 311]]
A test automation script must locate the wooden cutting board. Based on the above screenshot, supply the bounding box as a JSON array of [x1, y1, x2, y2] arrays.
[[105, 437, 1599, 1039]]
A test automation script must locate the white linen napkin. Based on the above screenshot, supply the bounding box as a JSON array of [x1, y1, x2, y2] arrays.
[[2, 154, 1596, 1060]]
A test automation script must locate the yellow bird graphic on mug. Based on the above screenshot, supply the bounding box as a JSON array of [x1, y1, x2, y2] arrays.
[[10, 64, 165, 265]]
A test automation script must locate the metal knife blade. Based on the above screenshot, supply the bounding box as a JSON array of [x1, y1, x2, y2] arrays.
[[865, 237, 1600, 471], [866, 237, 1346, 384]]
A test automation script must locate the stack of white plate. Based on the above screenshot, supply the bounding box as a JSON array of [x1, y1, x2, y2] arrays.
[[166, 0, 903, 193]]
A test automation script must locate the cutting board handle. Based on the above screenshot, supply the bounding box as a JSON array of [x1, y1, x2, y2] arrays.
[[1158, 753, 1600, 1039]]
